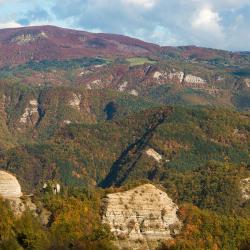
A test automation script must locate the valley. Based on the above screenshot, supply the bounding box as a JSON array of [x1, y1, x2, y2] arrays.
[[0, 25, 249, 250]]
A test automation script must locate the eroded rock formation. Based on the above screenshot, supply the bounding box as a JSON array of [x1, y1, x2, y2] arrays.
[[11, 31, 48, 45], [0, 170, 26, 216], [244, 79, 250, 88], [0, 170, 51, 221], [19, 99, 39, 126], [0, 170, 22, 199], [146, 148, 162, 162], [184, 74, 206, 84], [240, 177, 250, 201], [69, 93, 82, 110], [102, 184, 181, 250]]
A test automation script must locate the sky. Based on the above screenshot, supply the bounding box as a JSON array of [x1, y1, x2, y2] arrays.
[[0, 0, 250, 51]]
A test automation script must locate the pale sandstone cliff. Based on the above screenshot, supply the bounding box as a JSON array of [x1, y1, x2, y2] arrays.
[[244, 79, 250, 88], [240, 177, 250, 201], [69, 93, 82, 110], [146, 148, 162, 162], [102, 184, 181, 250], [0, 170, 26, 216], [0, 170, 50, 221], [0, 170, 22, 199], [184, 74, 206, 84], [19, 99, 39, 126]]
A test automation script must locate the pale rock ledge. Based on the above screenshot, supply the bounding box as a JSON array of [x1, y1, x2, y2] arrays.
[[0, 170, 51, 221], [153, 71, 163, 80], [244, 79, 250, 88], [184, 74, 206, 84], [119, 81, 128, 92], [129, 89, 139, 96], [168, 71, 184, 82], [0, 170, 22, 199], [69, 93, 81, 110], [102, 184, 181, 250], [240, 177, 250, 201], [146, 148, 162, 162], [19, 99, 39, 124]]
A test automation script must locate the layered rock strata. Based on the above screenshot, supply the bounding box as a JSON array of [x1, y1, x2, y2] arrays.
[[102, 184, 181, 250], [240, 177, 250, 201], [0, 170, 22, 199], [146, 148, 162, 162], [0, 170, 51, 220]]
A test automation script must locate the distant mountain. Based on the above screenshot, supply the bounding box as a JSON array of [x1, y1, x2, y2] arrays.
[[1, 25, 250, 68], [0, 26, 248, 186], [0, 25, 159, 67], [0, 25, 250, 250], [161, 45, 250, 67]]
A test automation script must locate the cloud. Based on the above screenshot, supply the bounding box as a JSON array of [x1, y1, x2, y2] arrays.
[[17, 8, 50, 26], [122, 0, 158, 9], [192, 8, 221, 29], [1, 0, 250, 50], [189, 0, 250, 10], [191, 7, 225, 45], [49, 0, 250, 50], [0, 21, 22, 28]]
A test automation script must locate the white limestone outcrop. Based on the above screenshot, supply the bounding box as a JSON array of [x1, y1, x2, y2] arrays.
[[69, 93, 81, 110], [240, 178, 250, 201], [19, 99, 39, 124], [102, 184, 181, 249], [0, 170, 22, 199], [169, 71, 184, 82], [244, 79, 250, 88], [119, 81, 128, 92], [153, 70, 184, 82], [63, 120, 72, 125], [153, 71, 163, 80], [184, 74, 206, 84], [129, 89, 139, 96], [11, 32, 48, 45], [146, 148, 162, 162], [91, 79, 103, 88], [152, 70, 207, 86], [0, 170, 51, 220], [0, 170, 27, 216]]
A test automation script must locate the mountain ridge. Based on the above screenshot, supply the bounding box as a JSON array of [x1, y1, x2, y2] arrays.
[[0, 25, 159, 67], [0, 25, 249, 68]]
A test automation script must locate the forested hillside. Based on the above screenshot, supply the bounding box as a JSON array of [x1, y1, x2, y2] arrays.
[[0, 26, 249, 250]]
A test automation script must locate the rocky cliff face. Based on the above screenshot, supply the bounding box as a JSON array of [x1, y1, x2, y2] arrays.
[[19, 99, 39, 127], [240, 177, 250, 201], [102, 184, 181, 250], [0, 170, 26, 216], [0, 170, 51, 221], [0, 170, 22, 199]]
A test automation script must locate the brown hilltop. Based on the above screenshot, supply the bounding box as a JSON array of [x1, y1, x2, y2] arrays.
[[0, 25, 160, 67], [0, 25, 249, 68]]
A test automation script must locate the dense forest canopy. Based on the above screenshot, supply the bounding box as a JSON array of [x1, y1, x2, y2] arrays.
[[0, 32, 249, 249]]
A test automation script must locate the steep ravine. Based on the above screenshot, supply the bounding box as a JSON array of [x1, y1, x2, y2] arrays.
[[101, 108, 172, 187]]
